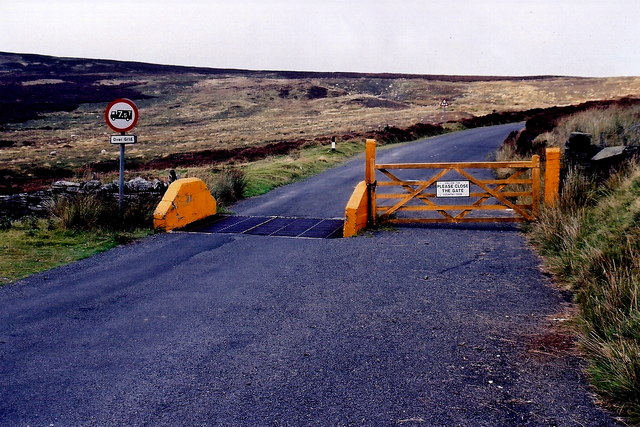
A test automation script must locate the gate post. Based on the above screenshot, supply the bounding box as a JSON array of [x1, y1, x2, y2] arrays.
[[531, 154, 541, 218], [544, 147, 561, 206], [365, 139, 377, 226]]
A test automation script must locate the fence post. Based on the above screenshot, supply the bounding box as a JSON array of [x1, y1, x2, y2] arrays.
[[544, 147, 561, 206], [531, 154, 541, 219], [365, 139, 377, 226]]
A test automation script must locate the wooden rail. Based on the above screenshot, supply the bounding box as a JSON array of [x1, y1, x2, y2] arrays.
[[363, 139, 554, 225]]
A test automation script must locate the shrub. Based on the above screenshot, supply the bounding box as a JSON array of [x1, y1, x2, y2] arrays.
[[23, 215, 40, 230], [47, 193, 157, 231], [0, 216, 12, 230], [307, 85, 328, 99], [48, 194, 105, 230], [212, 167, 247, 206], [118, 194, 159, 230]]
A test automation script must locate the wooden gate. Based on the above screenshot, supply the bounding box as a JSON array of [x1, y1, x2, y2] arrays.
[[365, 140, 544, 225]]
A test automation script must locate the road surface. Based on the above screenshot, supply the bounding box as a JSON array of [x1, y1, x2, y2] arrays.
[[0, 124, 619, 426]]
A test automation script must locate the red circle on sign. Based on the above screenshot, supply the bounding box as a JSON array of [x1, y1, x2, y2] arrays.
[[104, 98, 139, 133]]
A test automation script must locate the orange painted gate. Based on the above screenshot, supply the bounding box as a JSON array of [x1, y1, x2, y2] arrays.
[[343, 140, 561, 236]]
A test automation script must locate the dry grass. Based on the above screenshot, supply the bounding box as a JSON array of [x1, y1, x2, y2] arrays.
[[528, 163, 640, 422], [534, 104, 640, 148], [47, 192, 159, 231], [2, 74, 640, 177], [497, 103, 640, 422]]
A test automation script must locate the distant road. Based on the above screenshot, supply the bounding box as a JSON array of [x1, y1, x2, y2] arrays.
[[233, 123, 524, 218], [0, 124, 619, 426]]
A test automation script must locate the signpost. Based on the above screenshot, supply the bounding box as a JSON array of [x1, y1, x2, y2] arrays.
[[104, 98, 139, 213]]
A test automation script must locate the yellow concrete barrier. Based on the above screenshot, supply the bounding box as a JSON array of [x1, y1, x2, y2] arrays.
[[343, 181, 369, 237], [153, 178, 217, 231]]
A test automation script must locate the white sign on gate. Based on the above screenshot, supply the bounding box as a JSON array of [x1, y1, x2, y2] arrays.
[[436, 180, 470, 197]]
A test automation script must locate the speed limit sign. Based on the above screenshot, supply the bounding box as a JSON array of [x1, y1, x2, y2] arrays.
[[104, 98, 139, 133], [104, 98, 140, 214]]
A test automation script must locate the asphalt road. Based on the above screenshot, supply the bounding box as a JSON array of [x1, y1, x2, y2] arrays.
[[0, 124, 620, 426], [233, 123, 525, 218]]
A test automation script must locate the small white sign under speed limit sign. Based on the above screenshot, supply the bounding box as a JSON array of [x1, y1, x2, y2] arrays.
[[109, 135, 137, 144]]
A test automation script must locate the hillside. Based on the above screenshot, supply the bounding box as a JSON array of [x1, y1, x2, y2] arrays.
[[1, 52, 640, 193]]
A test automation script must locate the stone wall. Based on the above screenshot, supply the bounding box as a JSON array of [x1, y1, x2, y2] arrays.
[[564, 132, 640, 178], [0, 177, 168, 220]]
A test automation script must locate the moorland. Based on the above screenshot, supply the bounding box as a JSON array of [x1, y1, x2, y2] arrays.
[[2, 51, 640, 193]]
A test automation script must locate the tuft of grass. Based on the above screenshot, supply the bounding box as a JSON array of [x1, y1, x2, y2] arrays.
[[0, 193, 158, 285], [47, 193, 158, 231], [48, 194, 106, 230], [493, 143, 537, 205], [0, 216, 11, 230], [211, 166, 247, 206], [495, 142, 530, 164]]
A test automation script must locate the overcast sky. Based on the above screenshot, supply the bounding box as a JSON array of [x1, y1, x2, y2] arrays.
[[2, 0, 639, 77]]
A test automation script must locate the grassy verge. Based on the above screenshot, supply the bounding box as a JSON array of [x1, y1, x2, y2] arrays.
[[502, 103, 640, 422], [243, 141, 365, 197], [528, 166, 640, 422], [188, 125, 465, 202], [0, 218, 153, 285]]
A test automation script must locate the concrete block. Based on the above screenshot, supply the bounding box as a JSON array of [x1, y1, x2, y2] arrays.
[[153, 178, 216, 231], [343, 181, 369, 237]]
